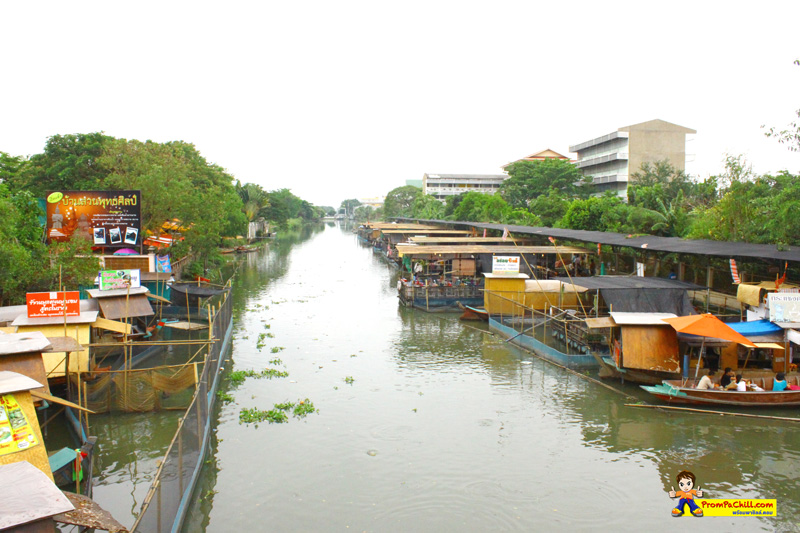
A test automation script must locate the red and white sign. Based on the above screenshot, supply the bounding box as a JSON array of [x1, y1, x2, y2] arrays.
[[26, 291, 81, 318]]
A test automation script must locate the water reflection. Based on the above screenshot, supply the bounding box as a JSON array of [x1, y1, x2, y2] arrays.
[[90, 221, 797, 533]]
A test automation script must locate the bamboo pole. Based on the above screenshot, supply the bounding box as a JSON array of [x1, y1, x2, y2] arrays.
[[624, 403, 800, 422]]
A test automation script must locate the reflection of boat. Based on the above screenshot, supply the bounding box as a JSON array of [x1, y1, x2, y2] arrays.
[[641, 378, 800, 407], [458, 301, 488, 321], [169, 282, 230, 306]]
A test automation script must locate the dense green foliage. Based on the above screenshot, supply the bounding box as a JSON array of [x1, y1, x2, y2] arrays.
[[501, 159, 591, 208], [0, 184, 97, 305], [0, 133, 322, 303]]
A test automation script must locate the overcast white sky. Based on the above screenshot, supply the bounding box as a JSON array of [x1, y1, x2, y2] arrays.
[[2, 1, 799, 207]]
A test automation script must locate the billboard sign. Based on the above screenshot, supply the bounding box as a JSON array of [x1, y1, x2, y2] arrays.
[[45, 190, 141, 248], [26, 291, 81, 318], [99, 269, 142, 291], [492, 256, 520, 274], [768, 293, 800, 323]]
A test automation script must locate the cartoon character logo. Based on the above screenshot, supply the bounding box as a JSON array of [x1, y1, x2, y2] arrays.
[[668, 470, 704, 517]]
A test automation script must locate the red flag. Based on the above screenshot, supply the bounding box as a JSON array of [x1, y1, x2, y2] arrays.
[[548, 236, 556, 244], [776, 262, 788, 289]]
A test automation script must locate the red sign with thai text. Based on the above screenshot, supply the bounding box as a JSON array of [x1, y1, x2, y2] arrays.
[[26, 291, 81, 318]]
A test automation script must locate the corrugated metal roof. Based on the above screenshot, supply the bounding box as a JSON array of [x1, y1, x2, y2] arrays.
[[553, 275, 705, 290], [399, 219, 800, 263], [396, 245, 590, 255]]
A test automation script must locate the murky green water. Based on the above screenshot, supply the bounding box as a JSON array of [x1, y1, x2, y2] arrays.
[[89, 224, 800, 532]]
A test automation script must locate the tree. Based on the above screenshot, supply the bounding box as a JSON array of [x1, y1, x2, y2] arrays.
[[411, 194, 445, 220], [339, 199, 361, 217], [383, 185, 421, 218], [10, 132, 113, 195], [529, 190, 569, 227], [559, 194, 629, 232], [0, 152, 29, 184], [0, 185, 46, 305], [500, 159, 591, 208], [236, 182, 270, 221]]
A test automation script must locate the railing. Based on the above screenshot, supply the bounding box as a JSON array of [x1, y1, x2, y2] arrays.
[[484, 289, 610, 356], [131, 282, 234, 533]]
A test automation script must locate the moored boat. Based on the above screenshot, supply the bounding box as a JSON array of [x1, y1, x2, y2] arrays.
[[641, 377, 800, 407]]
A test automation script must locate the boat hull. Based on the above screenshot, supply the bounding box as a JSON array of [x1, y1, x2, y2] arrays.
[[641, 380, 800, 407], [594, 355, 681, 385], [489, 316, 598, 369]]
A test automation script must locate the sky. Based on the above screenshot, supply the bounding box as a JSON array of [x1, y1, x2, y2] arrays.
[[2, 1, 799, 208]]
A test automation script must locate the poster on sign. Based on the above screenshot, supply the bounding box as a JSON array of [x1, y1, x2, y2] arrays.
[[45, 190, 141, 249], [26, 291, 81, 318], [156, 255, 172, 273], [99, 269, 141, 291], [492, 256, 520, 274], [768, 293, 800, 323]]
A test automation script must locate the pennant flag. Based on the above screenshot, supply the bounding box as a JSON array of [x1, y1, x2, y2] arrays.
[[776, 261, 788, 290], [730, 259, 740, 284], [482, 228, 487, 238], [502, 227, 509, 241], [548, 236, 556, 244]]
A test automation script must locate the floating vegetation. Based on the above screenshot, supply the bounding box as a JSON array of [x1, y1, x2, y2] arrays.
[[263, 368, 289, 379], [228, 369, 261, 386], [266, 332, 275, 338], [239, 398, 317, 425], [350, 354, 357, 358], [216, 391, 234, 403], [239, 407, 288, 424], [344, 376, 354, 385], [269, 358, 283, 366], [263, 323, 271, 329], [229, 367, 288, 386], [293, 399, 316, 418], [271, 346, 285, 353]]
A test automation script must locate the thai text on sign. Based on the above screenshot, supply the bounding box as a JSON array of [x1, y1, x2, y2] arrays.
[[99, 269, 141, 291], [26, 291, 80, 318], [492, 256, 520, 274]]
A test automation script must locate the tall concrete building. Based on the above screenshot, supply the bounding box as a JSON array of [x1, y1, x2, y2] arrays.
[[422, 173, 508, 202], [569, 119, 695, 198]]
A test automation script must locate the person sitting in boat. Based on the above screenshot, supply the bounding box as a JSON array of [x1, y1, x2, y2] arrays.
[[736, 374, 747, 391], [719, 367, 737, 390], [696, 369, 716, 390], [773, 372, 788, 392]]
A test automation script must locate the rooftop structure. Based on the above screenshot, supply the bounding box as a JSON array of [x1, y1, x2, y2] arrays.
[[422, 173, 508, 202], [569, 119, 696, 199], [501, 148, 570, 170]]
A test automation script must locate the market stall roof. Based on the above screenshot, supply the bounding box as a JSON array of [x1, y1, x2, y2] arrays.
[[382, 229, 473, 235], [363, 223, 441, 230], [408, 237, 514, 244], [398, 219, 800, 263], [397, 244, 590, 256], [0, 331, 51, 355], [0, 461, 74, 530], [86, 286, 154, 320], [610, 312, 678, 325], [553, 276, 705, 291]]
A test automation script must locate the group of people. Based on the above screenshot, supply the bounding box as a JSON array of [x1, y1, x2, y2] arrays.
[[696, 368, 789, 391]]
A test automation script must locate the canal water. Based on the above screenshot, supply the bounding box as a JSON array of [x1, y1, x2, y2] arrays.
[[90, 223, 799, 531]]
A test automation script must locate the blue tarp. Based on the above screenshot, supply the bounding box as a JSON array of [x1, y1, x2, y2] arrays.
[[727, 319, 783, 337]]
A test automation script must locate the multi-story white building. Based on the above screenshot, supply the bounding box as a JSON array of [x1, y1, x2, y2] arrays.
[[422, 173, 508, 202], [569, 119, 695, 198]]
